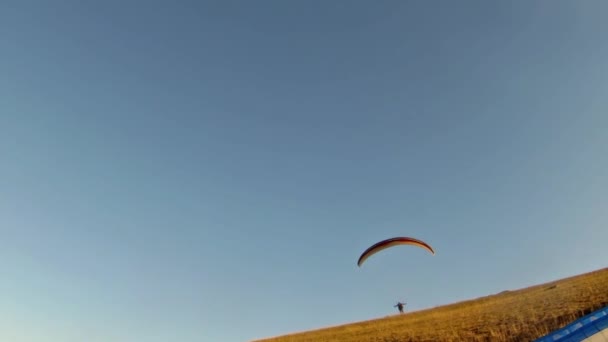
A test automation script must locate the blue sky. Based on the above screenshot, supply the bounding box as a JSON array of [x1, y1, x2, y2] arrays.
[[1, 1, 608, 341]]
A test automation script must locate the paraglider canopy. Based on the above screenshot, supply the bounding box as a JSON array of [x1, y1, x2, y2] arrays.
[[533, 305, 608, 341], [357, 236, 435, 267]]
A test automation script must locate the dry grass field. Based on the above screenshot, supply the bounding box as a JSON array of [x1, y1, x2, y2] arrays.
[[253, 267, 608, 342]]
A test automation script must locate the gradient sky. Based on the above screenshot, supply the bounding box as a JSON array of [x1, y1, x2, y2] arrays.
[[2, 1, 608, 341]]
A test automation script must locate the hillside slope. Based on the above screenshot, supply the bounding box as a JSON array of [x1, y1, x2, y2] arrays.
[[253, 267, 608, 342]]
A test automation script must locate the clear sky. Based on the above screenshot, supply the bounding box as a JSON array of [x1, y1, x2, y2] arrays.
[[2, 1, 607, 341]]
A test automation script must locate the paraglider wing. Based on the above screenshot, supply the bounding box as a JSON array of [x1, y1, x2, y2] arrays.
[[357, 237, 435, 267]]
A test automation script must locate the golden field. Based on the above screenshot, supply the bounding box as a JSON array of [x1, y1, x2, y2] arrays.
[[253, 267, 608, 342]]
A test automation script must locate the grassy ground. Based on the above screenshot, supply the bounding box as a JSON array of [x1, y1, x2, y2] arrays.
[[253, 267, 608, 342]]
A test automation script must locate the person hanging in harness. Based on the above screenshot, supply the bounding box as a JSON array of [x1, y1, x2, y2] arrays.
[[394, 301, 406, 313]]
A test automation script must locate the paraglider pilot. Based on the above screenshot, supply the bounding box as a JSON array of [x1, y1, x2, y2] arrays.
[[394, 302, 406, 313]]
